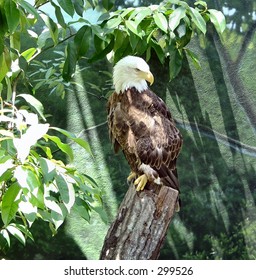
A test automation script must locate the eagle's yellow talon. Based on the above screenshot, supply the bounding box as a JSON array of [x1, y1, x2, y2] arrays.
[[127, 171, 137, 182], [134, 174, 148, 191]]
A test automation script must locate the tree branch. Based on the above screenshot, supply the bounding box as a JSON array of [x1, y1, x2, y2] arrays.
[[100, 183, 178, 260]]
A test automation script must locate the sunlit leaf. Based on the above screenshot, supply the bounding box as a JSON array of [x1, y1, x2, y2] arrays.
[[208, 9, 226, 34], [13, 223, 34, 241], [13, 124, 49, 163], [188, 7, 206, 34], [17, 94, 46, 121], [14, 165, 40, 191], [38, 158, 56, 183], [194, 1, 208, 9], [153, 12, 168, 33], [125, 20, 140, 36], [6, 224, 26, 245], [18, 200, 37, 226], [106, 16, 122, 30], [18, 0, 40, 19], [21, 48, 37, 61], [169, 7, 186, 31], [40, 14, 59, 45], [0, 158, 14, 177], [0, 229, 10, 247]]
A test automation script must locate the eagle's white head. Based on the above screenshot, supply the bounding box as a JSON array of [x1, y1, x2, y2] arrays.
[[113, 56, 154, 93]]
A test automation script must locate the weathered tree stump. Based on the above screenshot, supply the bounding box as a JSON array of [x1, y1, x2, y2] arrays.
[[100, 183, 178, 260]]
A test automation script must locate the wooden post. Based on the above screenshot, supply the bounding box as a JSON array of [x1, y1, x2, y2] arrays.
[[100, 183, 178, 260]]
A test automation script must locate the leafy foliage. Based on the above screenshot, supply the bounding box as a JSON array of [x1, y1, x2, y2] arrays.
[[60, 0, 226, 80], [0, 0, 106, 251], [0, 97, 103, 250], [0, 0, 226, 254]]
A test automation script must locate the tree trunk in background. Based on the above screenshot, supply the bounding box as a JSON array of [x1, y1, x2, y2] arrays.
[[100, 183, 178, 260]]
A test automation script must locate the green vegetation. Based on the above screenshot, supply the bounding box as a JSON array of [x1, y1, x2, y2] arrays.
[[0, 0, 255, 260]]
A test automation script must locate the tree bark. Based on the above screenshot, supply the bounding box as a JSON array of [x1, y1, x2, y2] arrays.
[[100, 183, 178, 260]]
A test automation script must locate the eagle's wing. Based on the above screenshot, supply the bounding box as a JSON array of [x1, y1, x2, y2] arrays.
[[133, 90, 182, 190]]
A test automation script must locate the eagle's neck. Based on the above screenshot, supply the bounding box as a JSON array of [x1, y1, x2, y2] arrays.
[[115, 80, 148, 94]]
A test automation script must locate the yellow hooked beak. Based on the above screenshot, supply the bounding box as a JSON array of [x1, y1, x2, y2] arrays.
[[140, 71, 154, 85]]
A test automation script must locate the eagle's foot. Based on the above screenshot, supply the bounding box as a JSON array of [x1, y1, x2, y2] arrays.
[[127, 171, 137, 182], [134, 174, 148, 191]]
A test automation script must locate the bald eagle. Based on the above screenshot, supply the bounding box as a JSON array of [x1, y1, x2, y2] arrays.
[[107, 56, 182, 211]]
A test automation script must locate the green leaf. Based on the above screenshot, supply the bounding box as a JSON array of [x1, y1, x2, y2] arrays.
[[37, 30, 52, 50], [102, 0, 114, 11], [125, 20, 141, 36], [0, 53, 9, 83], [89, 35, 115, 63], [132, 7, 152, 25], [63, 41, 77, 81], [169, 7, 186, 31], [72, 197, 90, 222], [13, 223, 34, 241], [18, 0, 40, 19], [38, 158, 56, 183], [185, 48, 201, 69], [17, 93, 46, 121], [57, 0, 75, 17], [168, 46, 183, 80], [49, 126, 75, 139], [41, 14, 59, 45], [14, 166, 40, 191], [151, 41, 165, 64], [45, 135, 74, 161], [6, 224, 26, 245], [53, 2, 66, 28], [18, 199, 37, 226], [106, 16, 122, 30], [4, 0, 20, 34], [72, 0, 84, 17], [55, 173, 75, 212], [0, 229, 10, 247], [188, 7, 206, 34], [153, 12, 168, 33], [50, 127, 92, 156], [44, 198, 65, 229], [21, 48, 37, 61], [74, 25, 91, 58], [1, 183, 21, 225], [208, 9, 226, 34], [10, 32, 21, 53]]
